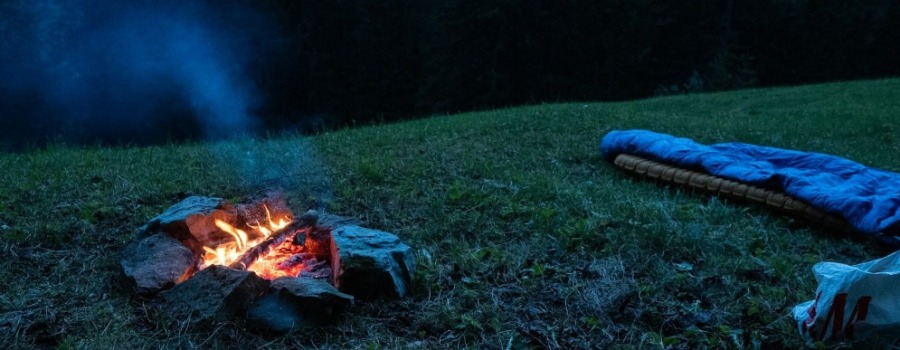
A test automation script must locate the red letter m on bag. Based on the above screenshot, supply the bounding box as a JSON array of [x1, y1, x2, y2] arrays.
[[804, 292, 872, 340]]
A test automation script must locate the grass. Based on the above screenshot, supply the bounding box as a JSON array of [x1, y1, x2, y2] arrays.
[[2, 78, 900, 349]]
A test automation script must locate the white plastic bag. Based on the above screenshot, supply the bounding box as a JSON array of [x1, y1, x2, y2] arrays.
[[792, 250, 900, 344]]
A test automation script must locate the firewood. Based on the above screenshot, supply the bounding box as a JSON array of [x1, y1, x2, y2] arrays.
[[228, 221, 309, 270]]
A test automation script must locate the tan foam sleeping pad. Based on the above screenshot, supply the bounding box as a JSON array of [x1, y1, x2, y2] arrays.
[[613, 153, 849, 230]]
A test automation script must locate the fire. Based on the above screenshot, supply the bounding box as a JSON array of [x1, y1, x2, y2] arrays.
[[246, 238, 310, 280], [201, 205, 291, 268]]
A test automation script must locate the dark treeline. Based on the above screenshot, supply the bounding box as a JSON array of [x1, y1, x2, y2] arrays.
[[1, 0, 898, 148], [256, 0, 899, 129]]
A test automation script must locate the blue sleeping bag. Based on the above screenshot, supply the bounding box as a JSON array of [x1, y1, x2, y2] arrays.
[[601, 129, 900, 237]]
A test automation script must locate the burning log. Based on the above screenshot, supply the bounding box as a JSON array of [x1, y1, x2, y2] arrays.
[[228, 222, 304, 270], [227, 210, 320, 270]]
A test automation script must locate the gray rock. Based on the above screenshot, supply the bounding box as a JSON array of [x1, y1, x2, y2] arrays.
[[138, 196, 236, 255], [162, 265, 269, 323], [297, 209, 320, 228], [316, 212, 359, 229], [247, 277, 354, 333], [331, 226, 415, 299], [120, 233, 197, 296]]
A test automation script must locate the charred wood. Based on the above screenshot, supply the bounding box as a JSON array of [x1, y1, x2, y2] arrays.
[[228, 221, 309, 270]]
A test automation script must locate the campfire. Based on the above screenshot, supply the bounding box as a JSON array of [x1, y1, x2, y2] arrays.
[[198, 205, 331, 281], [120, 193, 415, 332], [202, 207, 292, 269]]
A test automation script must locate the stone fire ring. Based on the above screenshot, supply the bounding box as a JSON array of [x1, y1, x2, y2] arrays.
[[120, 196, 415, 333]]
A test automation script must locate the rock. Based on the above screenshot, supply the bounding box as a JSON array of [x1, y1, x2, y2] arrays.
[[297, 209, 320, 228], [120, 233, 197, 296], [330, 226, 415, 299], [316, 212, 359, 229], [235, 195, 294, 228], [138, 196, 236, 255], [247, 277, 354, 333], [162, 265, 269, 323]]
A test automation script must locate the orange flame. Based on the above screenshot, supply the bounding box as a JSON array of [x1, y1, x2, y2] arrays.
[[201, 205, 291, 268]]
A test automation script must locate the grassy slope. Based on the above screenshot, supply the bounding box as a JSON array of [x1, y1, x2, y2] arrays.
[[2, 78, 899, 349]]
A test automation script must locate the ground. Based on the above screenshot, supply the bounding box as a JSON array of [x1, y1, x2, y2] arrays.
[[2, 78, 899, 349]]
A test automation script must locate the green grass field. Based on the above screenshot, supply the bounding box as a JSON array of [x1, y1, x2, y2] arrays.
[[2, 79, 899, 349]]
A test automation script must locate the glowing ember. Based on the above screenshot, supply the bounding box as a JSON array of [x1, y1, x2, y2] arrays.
[[201, 205, 291, 268], [246, 230, 310, 280]]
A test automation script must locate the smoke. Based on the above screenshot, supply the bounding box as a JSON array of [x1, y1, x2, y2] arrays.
[[208, 137, 334, 210], [0, 0, 277, 149]]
